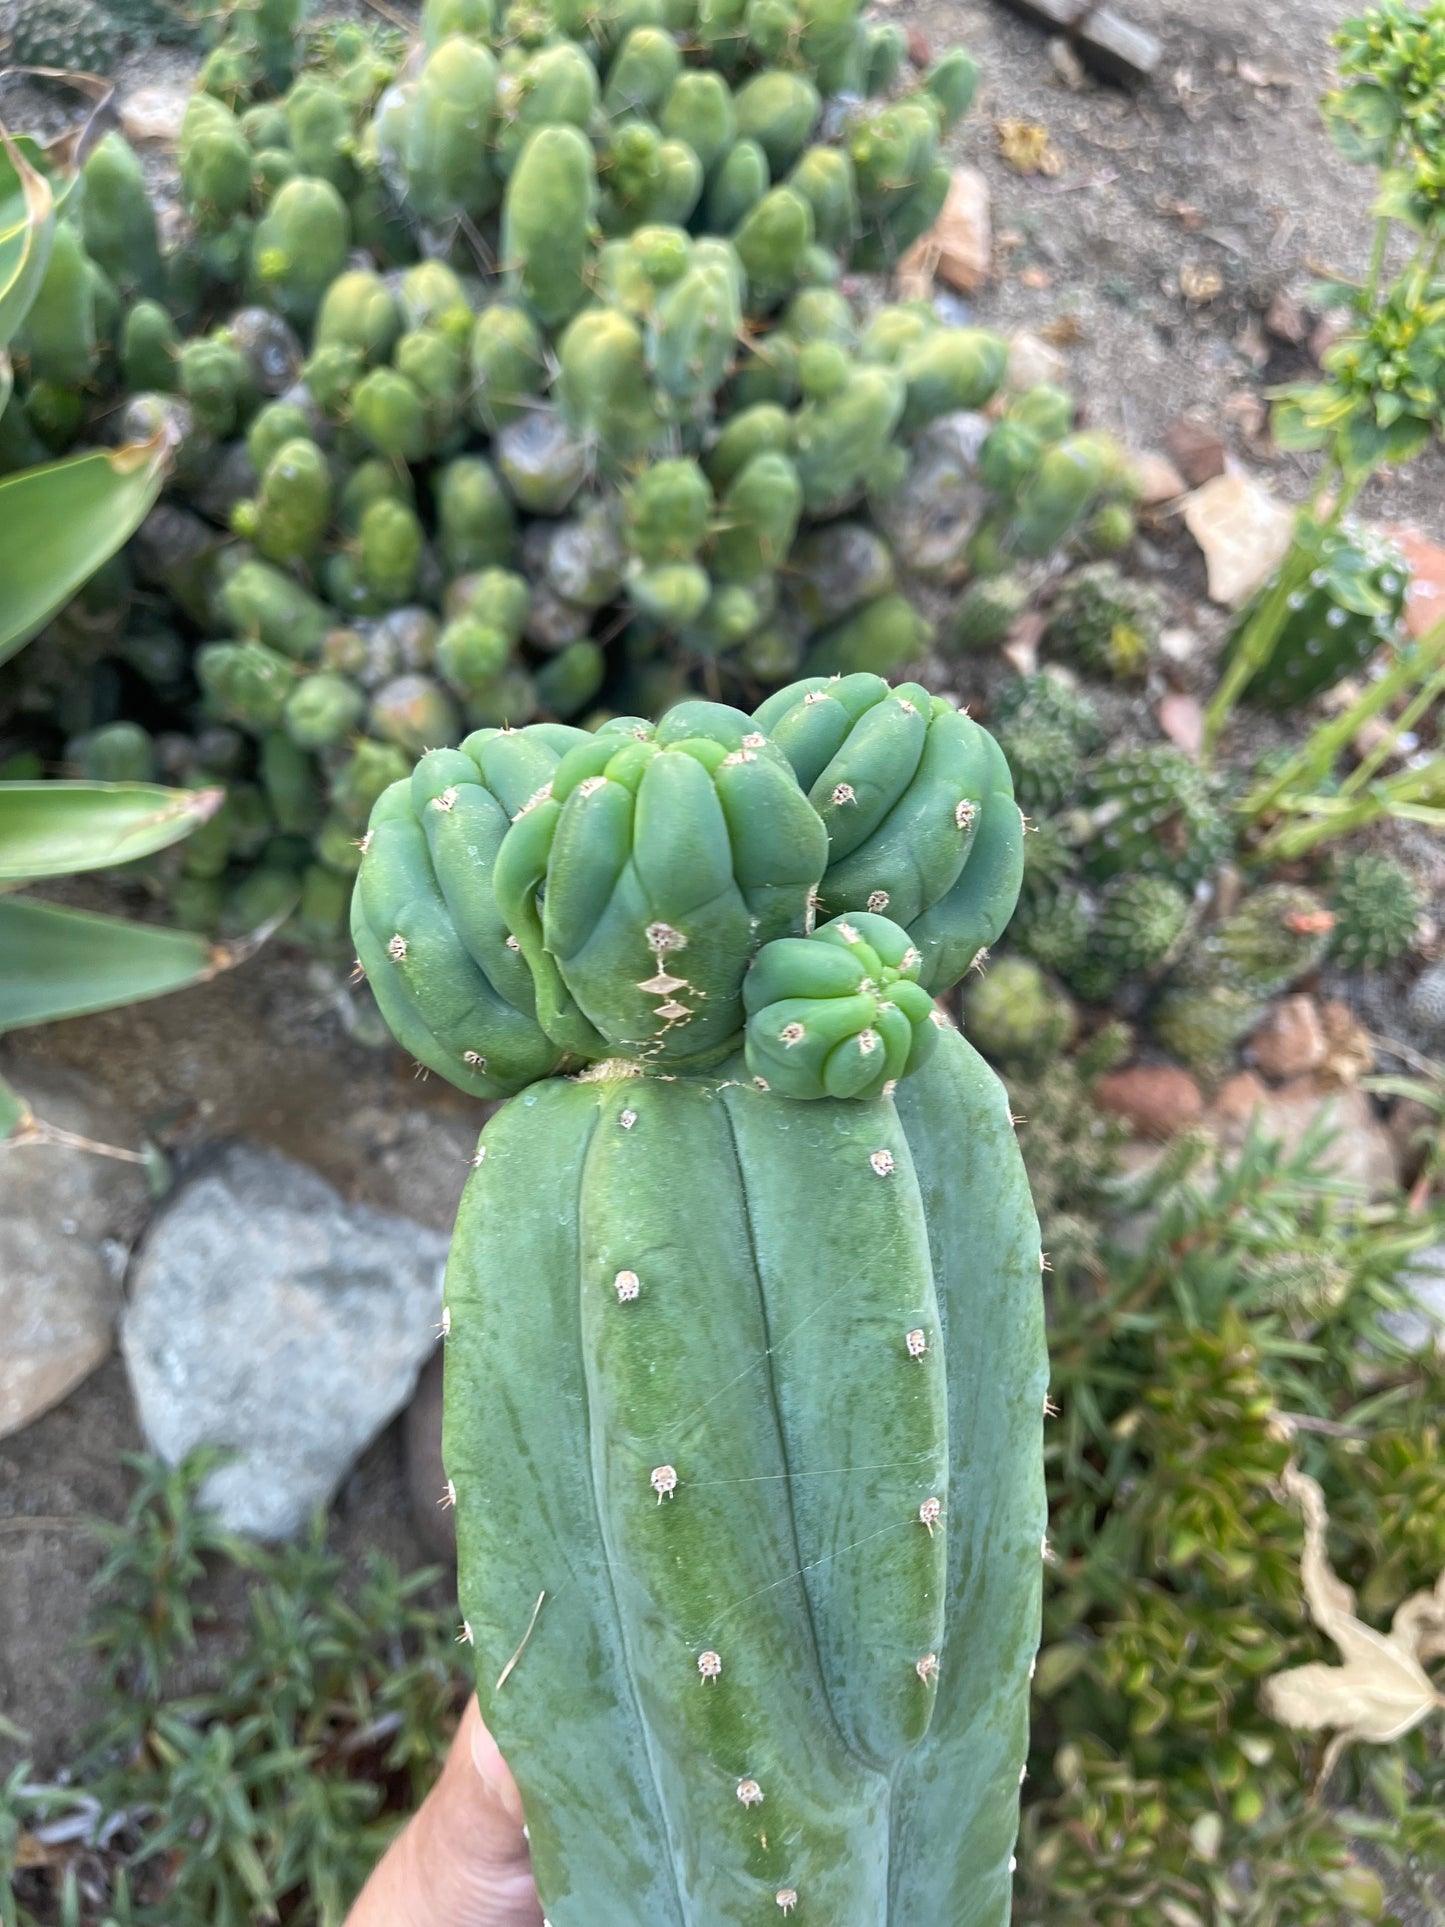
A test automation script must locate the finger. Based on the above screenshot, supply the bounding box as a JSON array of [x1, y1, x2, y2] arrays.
[[463, 1694, 529, 1837]]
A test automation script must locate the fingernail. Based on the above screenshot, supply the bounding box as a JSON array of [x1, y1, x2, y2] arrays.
[[471, 1718, 528, 1831]]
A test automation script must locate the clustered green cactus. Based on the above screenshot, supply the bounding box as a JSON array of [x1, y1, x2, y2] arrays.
[[349, 674, 1045, 1923], [5, 0, 202, 70], [1079, 746, 1231, 891], [0, 0, 1139, 947], [989, 672, 1101, 815], [962, 954, 1076, 1068]]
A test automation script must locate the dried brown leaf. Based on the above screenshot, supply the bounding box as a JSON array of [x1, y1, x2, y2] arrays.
[[1260, 1463, 1445, 1782]]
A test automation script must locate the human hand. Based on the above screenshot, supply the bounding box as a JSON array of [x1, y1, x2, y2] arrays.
[[345, 1695, 541, 1927]]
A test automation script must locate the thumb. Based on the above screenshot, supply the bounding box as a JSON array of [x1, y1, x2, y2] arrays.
[[461, 1694, 530, 1839], [347, 1695, 541, 1927]]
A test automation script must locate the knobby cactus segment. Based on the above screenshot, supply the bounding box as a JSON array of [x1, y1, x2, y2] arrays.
[[356, 679, 1043, 1926], [754, 673, 1026, 989], [743, 910, 938, 1098]]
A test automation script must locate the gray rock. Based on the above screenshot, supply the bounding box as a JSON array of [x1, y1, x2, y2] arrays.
[[869, 411, 992, 579], [122, 1143, 449, 1539], [0, 1073, 148, 1439], [1378, 1242, 1445, 1355]]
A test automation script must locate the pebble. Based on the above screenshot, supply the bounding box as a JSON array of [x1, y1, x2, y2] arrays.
[[1183, 474, 1296, 608], [120, 85, 191, 145], [1247, 995, 1327, 1081], [1096, 1064, 1205, 1138]]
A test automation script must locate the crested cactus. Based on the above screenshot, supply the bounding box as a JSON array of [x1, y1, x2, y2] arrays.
[[4, 0, 1130, 939], [354, 681, 1045, 1925]]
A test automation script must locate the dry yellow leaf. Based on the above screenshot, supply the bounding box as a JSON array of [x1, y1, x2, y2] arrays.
[[995, 119, 1063, 177], [1260, 1462, 1445, 1783]]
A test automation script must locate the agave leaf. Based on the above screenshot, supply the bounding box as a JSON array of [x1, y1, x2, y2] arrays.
[[0, 438, 171, 666], [0, 782, 225, 883], [0, 127, 55, 351], [0, 897, 227, 1030]]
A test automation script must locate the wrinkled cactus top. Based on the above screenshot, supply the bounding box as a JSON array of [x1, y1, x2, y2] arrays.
[[353, 671, 1023, 1098]]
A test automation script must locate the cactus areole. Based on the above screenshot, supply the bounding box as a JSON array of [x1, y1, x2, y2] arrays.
[[354, 673, 1046, 1925]]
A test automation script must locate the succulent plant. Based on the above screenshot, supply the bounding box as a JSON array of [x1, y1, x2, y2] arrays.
[[1009, 887, 1092, 980], [949, 572, 1031, 652], [1151, 885, 1333, 1077], [1326, 850, 1422, 972], [9, 0, 114, 73], [0, 0, 1131, 940], [1064, 872, 1191, 1003], [1184, 884, 1334, 1000], [991, 674, 1101, 817], [1227, 518, 1410, 708], [353, 681, 1046, 1924], [1046, 562, 1166, 681], [962, 955, 1076, 1069], [1079, 746, 1230, 892]]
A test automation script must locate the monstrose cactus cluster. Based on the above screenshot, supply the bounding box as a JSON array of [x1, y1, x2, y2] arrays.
[[0, 0, 1136, 949], [355, 673, 1044, 1924]]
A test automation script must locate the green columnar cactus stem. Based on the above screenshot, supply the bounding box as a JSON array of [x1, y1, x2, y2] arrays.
[[356, 683, 1044, 1925]]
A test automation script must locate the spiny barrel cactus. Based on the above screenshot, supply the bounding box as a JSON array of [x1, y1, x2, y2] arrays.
[[1047, 561, 1166, 682], [1227, 518, 1409, 707], [1079, 746, 1230, 892], [990, 673, 1101, 817], [355, 680, 1045, 1925], [1327, 851, 1422, 972], [10, 0, 113, 73]]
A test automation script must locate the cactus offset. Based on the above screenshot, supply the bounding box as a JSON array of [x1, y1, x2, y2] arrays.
[[356, 680, 1044, 1925]]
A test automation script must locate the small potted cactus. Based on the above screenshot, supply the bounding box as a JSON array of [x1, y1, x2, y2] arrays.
[[354, 673, 1046, 1925]]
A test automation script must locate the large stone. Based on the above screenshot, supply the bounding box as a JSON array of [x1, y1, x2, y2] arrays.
[[122, 1142, 450, 1539], [0, 1072, 149, 1439], [1183, 474, 1295, 608], [897, 166, 992, 299]]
